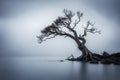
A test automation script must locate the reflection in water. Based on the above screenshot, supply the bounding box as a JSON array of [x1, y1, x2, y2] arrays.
[[0, 57, 120, 80]]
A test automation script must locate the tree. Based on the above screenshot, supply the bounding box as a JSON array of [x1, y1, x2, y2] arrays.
[[37, 9, 101, 61]]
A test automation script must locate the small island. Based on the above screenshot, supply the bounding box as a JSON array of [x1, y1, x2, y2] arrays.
[[67, 52, 120, 65]]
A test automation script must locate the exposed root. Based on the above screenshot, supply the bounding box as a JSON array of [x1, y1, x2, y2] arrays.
[[67, 46, 96, 61], [79, 47, 94, 61], [78, 52, 94, 61]]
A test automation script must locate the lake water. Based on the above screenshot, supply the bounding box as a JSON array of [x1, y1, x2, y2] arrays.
[[0, 57, 120, 80]]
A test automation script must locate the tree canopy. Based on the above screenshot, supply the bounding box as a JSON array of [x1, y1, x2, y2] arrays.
[[37, 9, 101, 61], [37, 9, 101, 44]]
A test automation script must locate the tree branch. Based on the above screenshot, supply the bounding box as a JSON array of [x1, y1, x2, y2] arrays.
[[37, 9, 101, 46], [78, 35, 86, 45], [63, 9, 75, 21], [73, 11, 83, 29], [82, 21, 101, 37], [37, 35, 57, 43]]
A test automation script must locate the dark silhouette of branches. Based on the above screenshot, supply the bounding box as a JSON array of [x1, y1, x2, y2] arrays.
[[37, 9, 101, 61]]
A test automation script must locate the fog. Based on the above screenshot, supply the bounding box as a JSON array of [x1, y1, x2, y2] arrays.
[[0, 0, 120, 57]]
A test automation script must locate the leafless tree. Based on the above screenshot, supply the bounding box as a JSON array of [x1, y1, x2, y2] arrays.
[[37, 9, 101, 61]]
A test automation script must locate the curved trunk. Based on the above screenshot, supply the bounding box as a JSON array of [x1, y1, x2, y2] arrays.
[[78, 45, 93, 61], [69, 35, 94, 61], [74, 38, 94, 61]]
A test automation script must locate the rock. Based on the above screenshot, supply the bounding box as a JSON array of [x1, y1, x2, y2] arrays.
[[76, 57, 82, 61], [67, 58, 77, 61], [111, 53, 120, 58], [67, 52, 120, 65], [101, 59, 113, 64], [113, 62, 120, 65], [60, 60, 64, 62], [90, 60, 99, 64], [110, 57, 120, 62], [102, 51, 110, 58], [92, 53, 102, 58], [93, 56, 102, 61]]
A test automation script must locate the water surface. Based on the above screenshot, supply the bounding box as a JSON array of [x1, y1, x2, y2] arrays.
[[0, 57, 120, 80]]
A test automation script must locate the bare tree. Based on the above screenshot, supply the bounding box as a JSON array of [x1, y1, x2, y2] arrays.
[[37, 9, 101, 61]]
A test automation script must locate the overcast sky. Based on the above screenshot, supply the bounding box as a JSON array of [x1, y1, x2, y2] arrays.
[[0, 0, 120, 57]]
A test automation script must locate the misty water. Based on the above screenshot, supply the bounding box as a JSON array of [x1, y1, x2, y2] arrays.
[[0, 57, 120, 80]]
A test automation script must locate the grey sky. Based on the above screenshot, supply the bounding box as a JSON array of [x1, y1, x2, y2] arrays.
[[0, 0, 120, 57]]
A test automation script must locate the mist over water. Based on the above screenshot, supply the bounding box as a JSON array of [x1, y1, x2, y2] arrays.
[[0, 57, 120, 80]]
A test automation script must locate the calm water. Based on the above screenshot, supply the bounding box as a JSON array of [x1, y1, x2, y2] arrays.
[[0, 57, 120, 80]]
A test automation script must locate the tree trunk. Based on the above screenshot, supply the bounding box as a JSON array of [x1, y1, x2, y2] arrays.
[[78, 45, 94, 61]]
